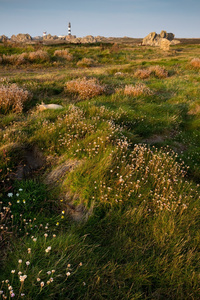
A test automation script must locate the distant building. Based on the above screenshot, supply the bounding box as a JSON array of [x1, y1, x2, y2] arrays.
[[68, 22, 71, 36], [43, 31, 47, 37]]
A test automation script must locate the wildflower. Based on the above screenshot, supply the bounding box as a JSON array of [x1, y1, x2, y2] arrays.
[[66, 272, 71, 276], [18, 259, 22, 264], [50, 277, 54, 282], [18, 272, 22, 275], [61, 216, 64, 219], [23, 200, 26, 204], [40, 282, 44, 287], [19, 275, 27, 282], [7, 193, 13, 197], [45, 246, 51, 253], [27, 248, 31, 254], [16, 193, 19, 197], [62, 210, 65, 214], [79, 262, 83, 266], [17, 200, 20, 203], [33, 238, 37, 242], [67, 264, 71, 268], [51, 270, 55, 273], [47, 271, 51, 275], [37, 278, 41, 282], [47, 280, 50, 285], [0, 291, 3, 295], [44, 233, 48, 238], [10, 293, 15, 297], [19, 188, 23, 191], [56, 222, 59, 226], [21, 294, 25, 297], [11, 270, 15, 274], [26, 261, 30, 266], [53, 234, 56, 238]]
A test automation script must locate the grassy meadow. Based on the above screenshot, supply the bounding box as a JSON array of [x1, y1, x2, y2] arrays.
[[0, 40, 200, 299]]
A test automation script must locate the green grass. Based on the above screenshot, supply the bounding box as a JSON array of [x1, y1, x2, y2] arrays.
[[0, 41, 200, 299]]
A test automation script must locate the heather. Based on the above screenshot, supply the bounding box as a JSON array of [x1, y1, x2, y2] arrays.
[[0, 40, 200, 299]]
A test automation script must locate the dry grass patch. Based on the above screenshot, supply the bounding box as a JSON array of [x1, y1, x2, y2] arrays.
[[134, 69, 151, 79], [77, 58, 95, 67], [135, 65, 168, 79], [65, 77, 105, 99], [123, 83, 153, 97], [190, 58, 200, 69], [0, 83, 32, 113], [54, 49, 73, 61], [28, 50, 50, 62]]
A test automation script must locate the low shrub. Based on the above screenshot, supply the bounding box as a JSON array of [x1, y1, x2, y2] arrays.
[[65, 77, 105, 99], [134, 68, 151, 79], [54, 49, 73, 61], [124, 83, 153, 97], [135, 65, 168, 79], [149, 65, 168, 78], [1, 51, 49, 65], [28, 50, 50, 62], [2, 54, 18, 65], [190, 58, 200, 68], [0, 83, 32, 113], [77, 57, 95, 67]]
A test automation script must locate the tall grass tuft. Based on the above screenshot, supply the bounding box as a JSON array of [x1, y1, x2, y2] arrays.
[[54, 49, 73, 61], [0, 83, 32, 113], [28, 50, 50, 62], [190, 58, 200, 68], [65, 77, 105, 99], [123, 83, 153, 96], [77, 58, 95, 68], [135, 65, 168, 79]]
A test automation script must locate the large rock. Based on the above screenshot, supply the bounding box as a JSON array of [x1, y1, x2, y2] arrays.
[[142, 30, 178, 49], [11, 33, 32, 42], [0, 35, 8, 42], [43, 34, 58, 40], [160, 39, 171, 51]]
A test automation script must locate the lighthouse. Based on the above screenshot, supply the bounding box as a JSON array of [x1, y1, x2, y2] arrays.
[[68, 22, 71, 36]]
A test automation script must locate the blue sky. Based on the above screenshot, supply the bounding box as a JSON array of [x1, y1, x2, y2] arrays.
[[0, 0, 200, 38]]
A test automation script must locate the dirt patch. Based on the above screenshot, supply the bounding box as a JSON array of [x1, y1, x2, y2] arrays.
[[64, 191, 93, 222], [142, 134, 166, 145], [15, 144, 45, 180], [44, 159, 80, 186]]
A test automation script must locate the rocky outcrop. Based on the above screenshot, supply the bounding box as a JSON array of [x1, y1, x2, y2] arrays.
[[43, 34, 59, 40], [11, 33, 32, 42], [160, 39, 171, 51], [142, 30, 179, 50], [0, 35, 8, 42]]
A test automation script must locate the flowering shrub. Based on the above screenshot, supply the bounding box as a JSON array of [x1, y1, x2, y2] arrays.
[[77, 57, 95, 67], [135, 65, 168, 79], [190, 58, 200, 68], [124, 83, 153, 97], [0, 83, 32, 113], [54, 49, 73, 61], [65, 77, 105, 99]]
